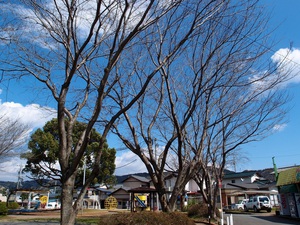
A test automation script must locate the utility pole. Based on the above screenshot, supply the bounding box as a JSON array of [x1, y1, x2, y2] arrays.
[[16, 166, 23, 189]]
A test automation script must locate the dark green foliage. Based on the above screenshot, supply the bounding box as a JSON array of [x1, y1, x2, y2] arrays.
[[98, 212, 195, 225], [187, 203, 208, 218], [21, 118, 116, 188], [7, 202, 19, 209], [0, 202, 8, 215]]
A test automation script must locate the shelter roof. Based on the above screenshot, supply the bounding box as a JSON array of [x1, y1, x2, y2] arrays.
[[128, 186, 156, 193]]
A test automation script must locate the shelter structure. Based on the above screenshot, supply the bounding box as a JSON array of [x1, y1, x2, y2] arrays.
[[128, 186, 158, 212]]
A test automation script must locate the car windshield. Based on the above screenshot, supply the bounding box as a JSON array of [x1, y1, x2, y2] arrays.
[[259, 197, 269, 202]]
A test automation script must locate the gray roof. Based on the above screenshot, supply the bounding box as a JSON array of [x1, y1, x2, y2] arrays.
[[224, 182, 270, 190], [223, 170, 258, 179], [122, 175, 150, 183]]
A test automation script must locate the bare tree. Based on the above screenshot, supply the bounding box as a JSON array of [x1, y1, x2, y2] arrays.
[[0, 0, 209, 224], [111, 0, 290, 213], [0, 114, 29, 164], [189, 33, 290, 218], [0, 0, 291, 222], [192, 86, 288, 218]]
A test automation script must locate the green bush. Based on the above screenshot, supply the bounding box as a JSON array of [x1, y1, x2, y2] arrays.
[[99, 211, 195, 225], [187, 203, 208, 218], [0, 202, 8, 215], [7, 202, 20, 209]]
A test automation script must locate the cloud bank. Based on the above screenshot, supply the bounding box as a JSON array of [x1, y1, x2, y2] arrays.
[[0, 98, 56, 181]]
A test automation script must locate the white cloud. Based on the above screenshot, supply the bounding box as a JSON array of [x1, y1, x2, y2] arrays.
[[1, 1, 150, 49], [248, 48, 300, 95], [0, 157, 27, 182], [272, 123, 287, 132], [0, 101, 56, 129], [0, 100, 56, 182], [115, 151, 147, 176], [271, 48, 300, 85]]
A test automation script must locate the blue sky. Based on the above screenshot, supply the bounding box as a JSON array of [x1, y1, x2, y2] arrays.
[[237, 0, 300, 171], [0, 1, 300, 181]]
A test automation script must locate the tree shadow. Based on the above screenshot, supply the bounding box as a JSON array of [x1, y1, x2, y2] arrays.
[[252, 214, 300, 225]]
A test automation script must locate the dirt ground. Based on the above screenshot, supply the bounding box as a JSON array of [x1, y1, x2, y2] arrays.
[[0, 209, 115, 222]]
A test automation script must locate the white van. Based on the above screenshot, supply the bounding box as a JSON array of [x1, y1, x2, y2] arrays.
[[244, 196, 272, 212], [45, 202, 61, 209]]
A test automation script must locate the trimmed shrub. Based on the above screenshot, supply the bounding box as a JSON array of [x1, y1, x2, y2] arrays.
[[99, 211, 195, 225], [187, 203, 208, 218], [7, 202, 20, 210], [0, 202, 8, 215]]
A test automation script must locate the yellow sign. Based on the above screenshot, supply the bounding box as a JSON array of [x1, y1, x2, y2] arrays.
[[40, 196, 48, 204]]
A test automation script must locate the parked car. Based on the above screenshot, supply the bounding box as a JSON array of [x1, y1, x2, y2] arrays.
[[45, 202, 61, 209], [232, 199, 248, 211], [244, 196, 272, 212]]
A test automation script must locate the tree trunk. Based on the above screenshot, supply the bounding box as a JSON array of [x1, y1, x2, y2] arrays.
[[167, 193, 178, 212], [156, 184, 184, 212], [159, 193, 171, 212], [61, 175, 77, 225]]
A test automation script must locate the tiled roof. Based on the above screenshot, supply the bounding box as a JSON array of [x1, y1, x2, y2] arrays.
[[224, 182, 270, 190], [277, 166, 300, 186], [123, 175, 150, 183], [223, 170, 257, 179]]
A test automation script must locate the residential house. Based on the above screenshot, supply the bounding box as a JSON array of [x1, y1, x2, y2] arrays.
[[109, 175, 152, 210], [0, 193, 6, 202], [222, 170, 278, 207], [81, 168, 282, 212], [109, 186, 131, 209], [163, 172, 202, 208]]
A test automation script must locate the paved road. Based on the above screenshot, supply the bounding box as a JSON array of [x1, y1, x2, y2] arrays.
[[223, 213, 300, 225]]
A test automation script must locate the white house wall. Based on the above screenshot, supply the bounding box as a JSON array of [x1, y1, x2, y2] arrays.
[[123, 177, 148, 189], [185, 180, 201, 193], [250, 174, 259, 183], [223, 177, 252, 184], [165, 177, 177, 192]]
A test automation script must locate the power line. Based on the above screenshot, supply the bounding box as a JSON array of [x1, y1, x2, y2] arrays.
[[115, 159, 138, 169], [250, 153, 300, 159]]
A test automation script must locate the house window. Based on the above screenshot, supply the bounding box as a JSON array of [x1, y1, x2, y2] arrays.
[[231, 180, 235, 183]]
